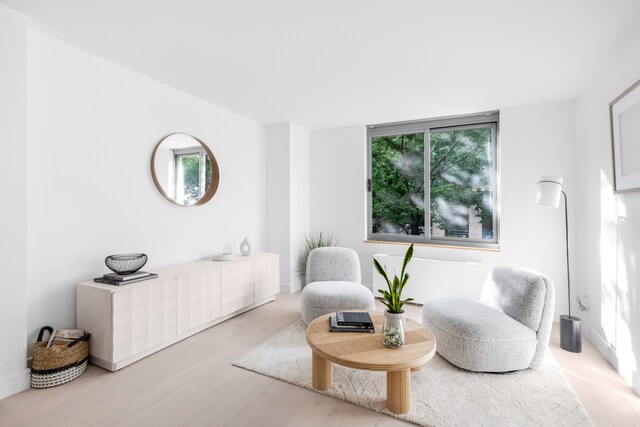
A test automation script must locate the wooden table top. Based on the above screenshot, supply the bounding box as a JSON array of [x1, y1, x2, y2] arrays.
[[306, 311, 437, 371]]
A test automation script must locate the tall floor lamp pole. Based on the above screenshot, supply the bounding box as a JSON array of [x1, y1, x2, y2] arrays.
[[536, 176, 582, 353], [562, 190, 571, 319]]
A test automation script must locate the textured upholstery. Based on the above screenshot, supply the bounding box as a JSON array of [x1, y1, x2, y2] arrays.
[[301, 247, 374, 325], [480, 266, 547, 331], [301, 281, 376, 325], [481, 265, 555, 368], [422, 265, 554, 372], [306, 247, 361, 284]]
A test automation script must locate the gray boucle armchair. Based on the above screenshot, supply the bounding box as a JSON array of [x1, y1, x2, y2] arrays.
[[422, 265, 555, 372], [300, 247, 375, 325]]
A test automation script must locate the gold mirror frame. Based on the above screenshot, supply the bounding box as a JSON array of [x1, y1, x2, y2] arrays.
[[151, 133, 220, 207]]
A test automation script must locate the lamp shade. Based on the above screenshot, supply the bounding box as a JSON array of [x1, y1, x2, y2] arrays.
[[536, 176, 563, 207]]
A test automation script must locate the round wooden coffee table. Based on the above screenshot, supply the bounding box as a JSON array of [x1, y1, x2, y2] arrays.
[[306, 311, 436, 414]]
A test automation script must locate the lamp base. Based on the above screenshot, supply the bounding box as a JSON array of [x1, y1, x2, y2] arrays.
[[560, 315, 582, 353]]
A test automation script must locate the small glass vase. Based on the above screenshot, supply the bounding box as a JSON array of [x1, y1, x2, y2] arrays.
[[382, 310, 406, 348]]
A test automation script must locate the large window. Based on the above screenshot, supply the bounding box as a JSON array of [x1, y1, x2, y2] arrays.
[[367, 112, 499, 248]]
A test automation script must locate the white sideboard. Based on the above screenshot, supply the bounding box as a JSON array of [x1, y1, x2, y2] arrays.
[[77, 253, 279, 371]]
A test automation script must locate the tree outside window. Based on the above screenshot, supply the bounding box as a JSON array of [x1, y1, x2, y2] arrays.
[[368, 112, 499, 248]]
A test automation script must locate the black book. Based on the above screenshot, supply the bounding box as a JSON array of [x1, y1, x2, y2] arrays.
[[335, 311, 374, 327], [329, 316, 374, 333], [103, 271, 153, 281], [94, 273, 158, 286]]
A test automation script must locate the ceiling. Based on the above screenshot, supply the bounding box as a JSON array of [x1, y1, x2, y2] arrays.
[[3, 0, 640, 129]]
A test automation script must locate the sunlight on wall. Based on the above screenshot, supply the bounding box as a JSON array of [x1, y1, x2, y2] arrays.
[[599, 170, 637, 383], [600, 170, 620, 347]]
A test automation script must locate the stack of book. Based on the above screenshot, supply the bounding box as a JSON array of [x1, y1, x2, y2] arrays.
[[329, 311, 374, 333], [94, 271, 158, 286]]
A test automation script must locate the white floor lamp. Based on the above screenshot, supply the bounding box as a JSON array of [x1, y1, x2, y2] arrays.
[[535, 176, 582, 353]]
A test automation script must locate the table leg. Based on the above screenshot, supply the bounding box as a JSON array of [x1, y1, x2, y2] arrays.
[[387, 369, 411, 414], [411, 365, 422, 372], [312, 352, 332, 390]]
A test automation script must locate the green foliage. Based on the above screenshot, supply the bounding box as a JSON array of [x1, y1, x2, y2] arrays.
[[430, 128, 493, 231], [297, 232, 338, 286], [375, 244, 414, 313], [371, 127, 494, 237], [181, 156, 200, 204], [205, 157, 212, 189], [180, 155, 213, 205], [371, 133, 424, 235]]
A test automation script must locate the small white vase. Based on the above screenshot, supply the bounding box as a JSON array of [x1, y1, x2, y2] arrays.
[[240, 237, 251, 256], [382, 310, 406, 348]]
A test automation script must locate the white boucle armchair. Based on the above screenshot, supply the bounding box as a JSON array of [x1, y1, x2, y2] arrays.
[[300, 247, 375, 325], [422, 265, 555, 372]]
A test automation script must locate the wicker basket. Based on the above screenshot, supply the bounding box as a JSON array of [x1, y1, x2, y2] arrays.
[[31, 326, 91, 389]]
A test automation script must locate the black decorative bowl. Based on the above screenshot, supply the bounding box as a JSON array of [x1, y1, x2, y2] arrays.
[[105, 253, 148, 275]]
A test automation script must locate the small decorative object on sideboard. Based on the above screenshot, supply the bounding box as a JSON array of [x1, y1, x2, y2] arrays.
[[211, 253, 235, 261], [96, 254, 157, 285], [31, 326, 91, 388], [105, 253, 148, 274], [374, 244, 414, 348], [94, 271, 158, 286], [240, 237, 251, 256]]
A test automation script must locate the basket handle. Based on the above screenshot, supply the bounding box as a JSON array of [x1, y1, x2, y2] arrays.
[[67, 332, 91, 348], [37, 326, 54, 343]]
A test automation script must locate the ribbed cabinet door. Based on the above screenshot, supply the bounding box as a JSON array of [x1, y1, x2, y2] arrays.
[[209, 267, 223, 321], [177, 268, 223, 334], [254, 254, 279, 301], [112, 288, 133, 362], [221, 260, 255, 316], [112, 278, 177, 362], [177, 273, 198, 334]]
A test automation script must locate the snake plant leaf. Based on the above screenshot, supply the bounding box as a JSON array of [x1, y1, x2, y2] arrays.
[[373, 258, 392, 290], [400, 244, 414, 279]]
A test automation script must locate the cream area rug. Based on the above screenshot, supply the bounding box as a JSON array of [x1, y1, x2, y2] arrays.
[[233, 320, 593, 427]]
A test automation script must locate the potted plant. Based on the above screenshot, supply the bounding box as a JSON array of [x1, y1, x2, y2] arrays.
[[374, 244, 414, 348]]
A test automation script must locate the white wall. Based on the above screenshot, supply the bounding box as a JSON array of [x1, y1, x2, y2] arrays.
[[0, 4, 29, 399], [26, 30, 266, 346], [266, 122, 310, 292], [266, 123, 292, 287], [575, 23, 640, 395], [289, 123, 311, 289], [309, 100, 576, 320]]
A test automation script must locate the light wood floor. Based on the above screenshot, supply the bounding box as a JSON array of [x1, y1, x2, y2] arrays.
[[1, 292, 639, 426]]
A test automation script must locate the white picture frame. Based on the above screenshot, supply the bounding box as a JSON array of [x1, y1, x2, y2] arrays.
[[610, 78, 640, 193]]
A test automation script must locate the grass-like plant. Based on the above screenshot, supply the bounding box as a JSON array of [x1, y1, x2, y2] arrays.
[[374, 244, 414, 313], [297, 232, 337, 286]]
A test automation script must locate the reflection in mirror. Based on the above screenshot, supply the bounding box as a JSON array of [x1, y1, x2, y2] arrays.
[[151, 133, 219, 206]]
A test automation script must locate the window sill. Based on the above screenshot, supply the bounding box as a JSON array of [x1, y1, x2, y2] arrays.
[[364, 239, 501, 252]]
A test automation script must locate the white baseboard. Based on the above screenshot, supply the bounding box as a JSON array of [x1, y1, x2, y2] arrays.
[[280, 282, 302, 294], [579, 323, 640, 398], [582, 323, 619, 371], [0, 368, 30, 400], [633, 372, 640, 397]]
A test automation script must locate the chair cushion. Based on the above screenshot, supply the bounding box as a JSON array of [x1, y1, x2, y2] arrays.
[[423, 297, 537, 372], [300, 281, 375, 325]]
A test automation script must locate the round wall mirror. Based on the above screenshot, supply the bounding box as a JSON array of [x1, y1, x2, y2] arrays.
[[151, 133, 220, 206]]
